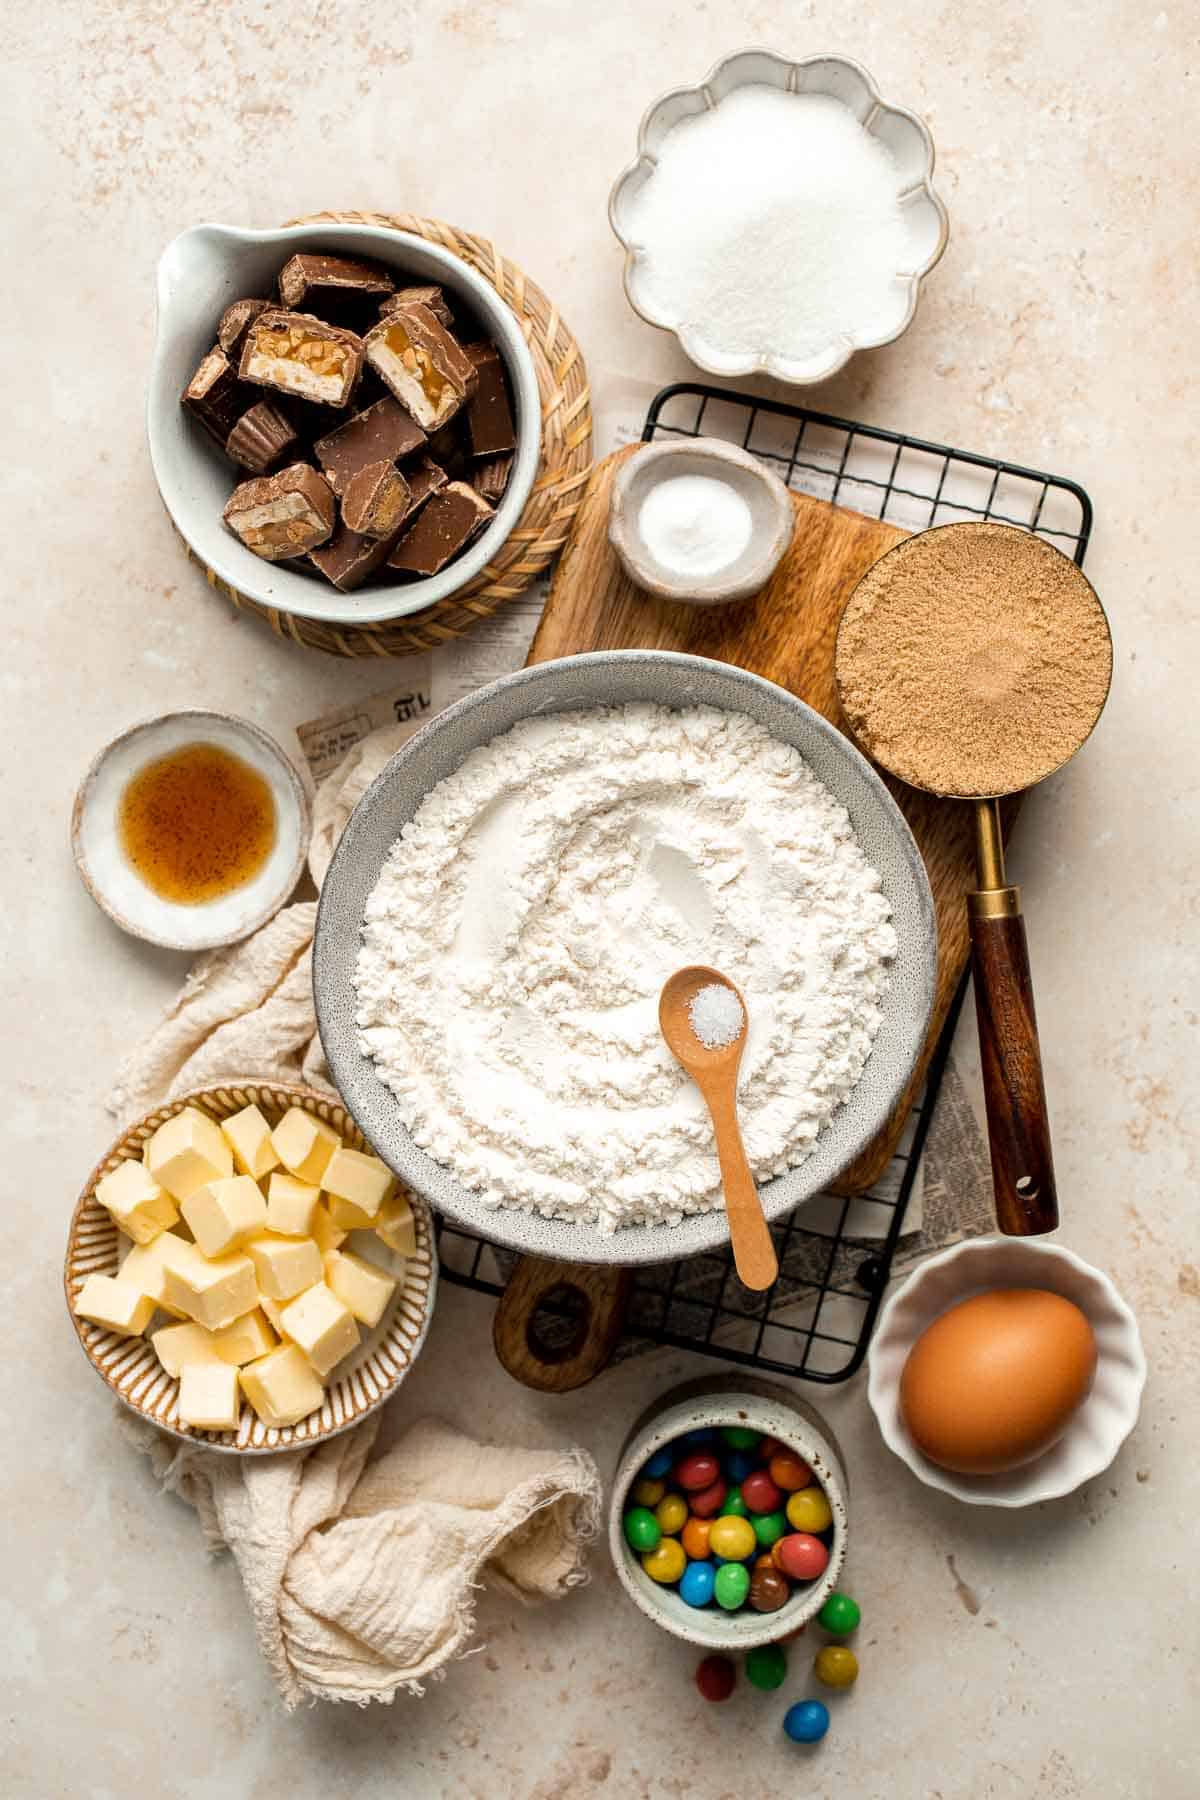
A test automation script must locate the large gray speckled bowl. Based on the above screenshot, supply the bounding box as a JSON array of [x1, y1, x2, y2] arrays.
[[313, 652, 937, 1266]]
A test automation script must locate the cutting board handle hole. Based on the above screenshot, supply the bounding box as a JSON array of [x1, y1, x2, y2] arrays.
[[526, 1282, 591, 1364]]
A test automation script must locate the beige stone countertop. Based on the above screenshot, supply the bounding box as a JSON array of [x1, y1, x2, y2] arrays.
[[3, 2, 1198, 1795]]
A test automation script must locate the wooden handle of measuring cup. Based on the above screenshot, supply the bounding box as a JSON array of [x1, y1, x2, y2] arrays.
[[492, 1256, 633, 1391], [967, 889, 1059, 1235]]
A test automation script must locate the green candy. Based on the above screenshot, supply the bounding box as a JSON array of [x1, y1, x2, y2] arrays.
[[752, 1509, 787, 1548], [745, 1643, 788, 1690], [817, 1591, 861, 1636], [623, 1506, 661, 1553], [719, 1426, 761, 1451], [714, 1562, 751, 1610], [721, 1487, 749, 1517]]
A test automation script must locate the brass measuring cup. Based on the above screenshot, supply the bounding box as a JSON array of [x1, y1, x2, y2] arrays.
[[834, 521, 1113, 1237]]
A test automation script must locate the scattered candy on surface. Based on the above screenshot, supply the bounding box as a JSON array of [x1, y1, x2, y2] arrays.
[[623, 1506, 661, 1553], [815, 1645, 859, 1688], [675, 1451, 720, 1492], [768, 1451, 813, 1492], [708, 1515, 757, 1561], [642, 1538, 686, 1584], [720, 1425, 760, 1450], [816, 1591, 860, 1636], [713, 1561, 751, 1609], [689, 1477, 729, 1518], [695, 1654, 736, 1702], [745, 1643, 788, 1690], [783, 1699, 830, 1744], [749, 1565, 791, 1612], [655, 1492, 689, 1535], [679, 1560, 717, 1608], [751, 1508, 788, 1549], [740, 1469, 783, 1514], [640, 1446, 674, 1480], [632, 1476, 666, 1507], [786, 1486, 834, 1533], [773, 1531, 830, 1582], [681, 1517, 712, 1560]]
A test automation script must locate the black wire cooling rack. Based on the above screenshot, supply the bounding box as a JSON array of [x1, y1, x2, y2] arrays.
[[435, 382, 1093, 1384]]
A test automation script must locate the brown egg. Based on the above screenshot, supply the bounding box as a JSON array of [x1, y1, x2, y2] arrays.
[[899, 1288, 1097, 1474]]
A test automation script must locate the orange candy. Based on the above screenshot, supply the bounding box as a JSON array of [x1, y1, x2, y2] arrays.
[[682, 1517, 713, 1561], [768, 1451, 813, 1492]]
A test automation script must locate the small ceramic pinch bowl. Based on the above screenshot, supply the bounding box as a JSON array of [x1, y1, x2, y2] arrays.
[[72, 709, 311, 952], [867, 1237, 1147, 1507], [608, 438, 794, 605], [609, 49, 949, 384], [609, 1375, 848, 1648]]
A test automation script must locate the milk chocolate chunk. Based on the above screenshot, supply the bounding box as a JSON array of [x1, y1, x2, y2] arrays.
[[341, 460, 413, 538], [402, 454, 449, 521], [474, 452, 513, 503], [278, 253, 395, 309], [464, 343, 516, 457], [226, 402, 300, 473], [363, 303, 478, 431], [218, 298, 271, 356], [223, 463, 335, 562], [309, 518, 402, 592], [379, 285, 453, 329], [181, 347, 251, 448], [240, 310, 363, 408], [313, 395, 426, 496], [387, 481, 493, 576]]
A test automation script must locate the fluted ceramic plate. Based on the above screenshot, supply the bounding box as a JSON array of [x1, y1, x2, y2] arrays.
[[867, 1237, 1147, 1506], [65, 1082, 438, 1454]]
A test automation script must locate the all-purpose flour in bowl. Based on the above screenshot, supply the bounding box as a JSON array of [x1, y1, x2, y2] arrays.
[[353, 704, 896, 1232]]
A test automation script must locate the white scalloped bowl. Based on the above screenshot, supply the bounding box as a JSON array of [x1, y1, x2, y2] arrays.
[[609, 50, 949, 384], [867, 1238, 1146, 1507]]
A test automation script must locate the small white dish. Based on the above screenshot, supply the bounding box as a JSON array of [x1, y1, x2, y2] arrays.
[[867, 1237, 1147, 1507], [608, 438, 794, 604], [72, 709, 311, 951], [609, 49, 948, 384]]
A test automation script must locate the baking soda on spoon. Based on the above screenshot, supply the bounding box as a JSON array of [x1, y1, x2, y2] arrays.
[[688, 982, 745, 1049]]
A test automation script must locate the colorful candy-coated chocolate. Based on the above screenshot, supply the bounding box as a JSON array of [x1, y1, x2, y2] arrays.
[[816, 1592, 861, 1636], [622, 1506, 661, 1553], [751, 1509, 787, 1549], [723, 1448, 756, 1484], [785, 1486, 833, 1533], [719, 1486, 748, 1517], [748, 1565, 791, 1612], [631, 1476, 666, 1507], [773, 1531, 830, 1582], [783, 1700, 829, 1744], [641, 1538, 686, 1584], [768, 1451, 813, 1492], [695, 1654, 736, 1701], [745, 1643, 788, 1690], [688, 1477, 729, 1519], [679, 1560, 717, 1609], [815, 1646, 859, 1688], [741, 1470, 784, 1515], [714, 1562, 751, 1610], [640, 1446, 674, 1479], [681, 1517, 713, 1560], [681, 1427, 718, 1447], [708, 1515, 756, 1561], [655, 1494, 688, 1535], [757, 1435, 782, 1460], [720, 1425, 760, 1450], [675, 1451, 720, 1492]]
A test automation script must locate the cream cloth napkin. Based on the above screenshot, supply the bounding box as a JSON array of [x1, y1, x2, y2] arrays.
[[109, 724, 603, 1710]]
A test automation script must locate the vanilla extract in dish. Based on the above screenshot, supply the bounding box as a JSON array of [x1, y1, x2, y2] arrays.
[[118, 742, 276, 905]]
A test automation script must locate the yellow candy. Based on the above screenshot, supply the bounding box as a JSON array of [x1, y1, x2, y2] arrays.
[[655, 1494, 688, 1535], [708, 1514, 756, 1561], [632, 1476, 666, 1507], [642, 1537, 686, 1585], [815, 1645, 859, 1688], [786, 1486, 833, 1534]]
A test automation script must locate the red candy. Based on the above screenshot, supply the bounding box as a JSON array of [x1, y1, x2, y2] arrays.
[[740, 1469, 783, 1514], [688, 1476, 729, 1518], [773, 1531, 830, 1582], [675, 1452, 720, 1492], [695, 1654, 736, 1702], [757, 1435, 782, 1460]]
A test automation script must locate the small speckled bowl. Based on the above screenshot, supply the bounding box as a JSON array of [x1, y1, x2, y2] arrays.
[[609, 1375, 849, 1648], [608, 439, 794, 605], [867, 1237, 1147, 1507], [71, 709, 311, 951]]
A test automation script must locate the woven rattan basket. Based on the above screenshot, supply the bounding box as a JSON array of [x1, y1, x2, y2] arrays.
[[176, 210, 593, 658]]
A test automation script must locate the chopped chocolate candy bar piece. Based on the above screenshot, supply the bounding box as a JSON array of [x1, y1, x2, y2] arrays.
[[363, 303, 478, 431], [314, 395, 426, 496], [240, 309, 363, 408], [309, 517, 403, 592], [226, 401, 300, 473], [341, 460, 413, 538], [181, 347, 252, 448], [223, 463, 335, 562], [218, 298, 271, 356], [464, 343, 517, 458], [426, 418, 471, 479], [278, 253, 395, 309], [387, 481, 493, 577], [403, 454, 449, 521], [474, 453, 513, 503], [379, 285, 453, 329]]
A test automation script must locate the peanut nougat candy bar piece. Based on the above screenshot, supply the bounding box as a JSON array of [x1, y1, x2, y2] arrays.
[[226, 402, 300, 474], [313, 395, 426, 496], [362, 303, 478, 431], [181, 347, 254, 448], [218, 298, 271, 356], [278, 254, 395, 309], [341, 460, 413, 538], [474, 452, 513, 503], [464, 342, 516, 458], [240, 309, 364, 408], [379, 285, 453, 329], [387, 481, 493, 577], [309, 516, 404, 592], [223, 463, 336, 561]]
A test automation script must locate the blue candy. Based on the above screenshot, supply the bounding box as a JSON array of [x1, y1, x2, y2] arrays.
[[724, 1449, 756, 1483], [640, 1446, 673, 1480], [783, 1701, 830, 1744], [679, 1427, 718, 1447], [679, 1561, 716, 1608]]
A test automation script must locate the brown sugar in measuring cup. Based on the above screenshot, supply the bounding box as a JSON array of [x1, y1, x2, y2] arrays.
[[835, 521, 1113, 1236]]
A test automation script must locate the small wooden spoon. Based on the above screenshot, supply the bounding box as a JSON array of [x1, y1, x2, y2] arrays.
[[659, 965, 779, 1292]]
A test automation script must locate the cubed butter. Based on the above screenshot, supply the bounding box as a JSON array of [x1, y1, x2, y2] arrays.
[[119, 1231, 189, 1308], [212, 1307, 277, 1366], [73, 1274, 155, 1336], [258, 1292, 287, 1336], [279, 1281, 360, 1377], [178, 1362, 241, 1431], [376, 1191, 417, 1256], [322, 1146, 393, 1221], [324, 1248, 397, 1328], [147, 1107, 234, 1202], [240, 1345, 325, 1428], [328, 1193, 379, 1231], [94, 1159, 179, 1245], [309, 1202, 347, 1256], [220, 1103, 281, 1181], [270, 1107, 341, 1185], [152, 1320, 223, 1377], [265, 1171, 321, 1237], [160, 1238, 259, 1331], [246, 1233, 323, 1301], [182, 1174, 267, 1258]]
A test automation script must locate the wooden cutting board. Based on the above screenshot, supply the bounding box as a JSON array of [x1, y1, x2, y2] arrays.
[[528, 445, 1011, 1195]]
